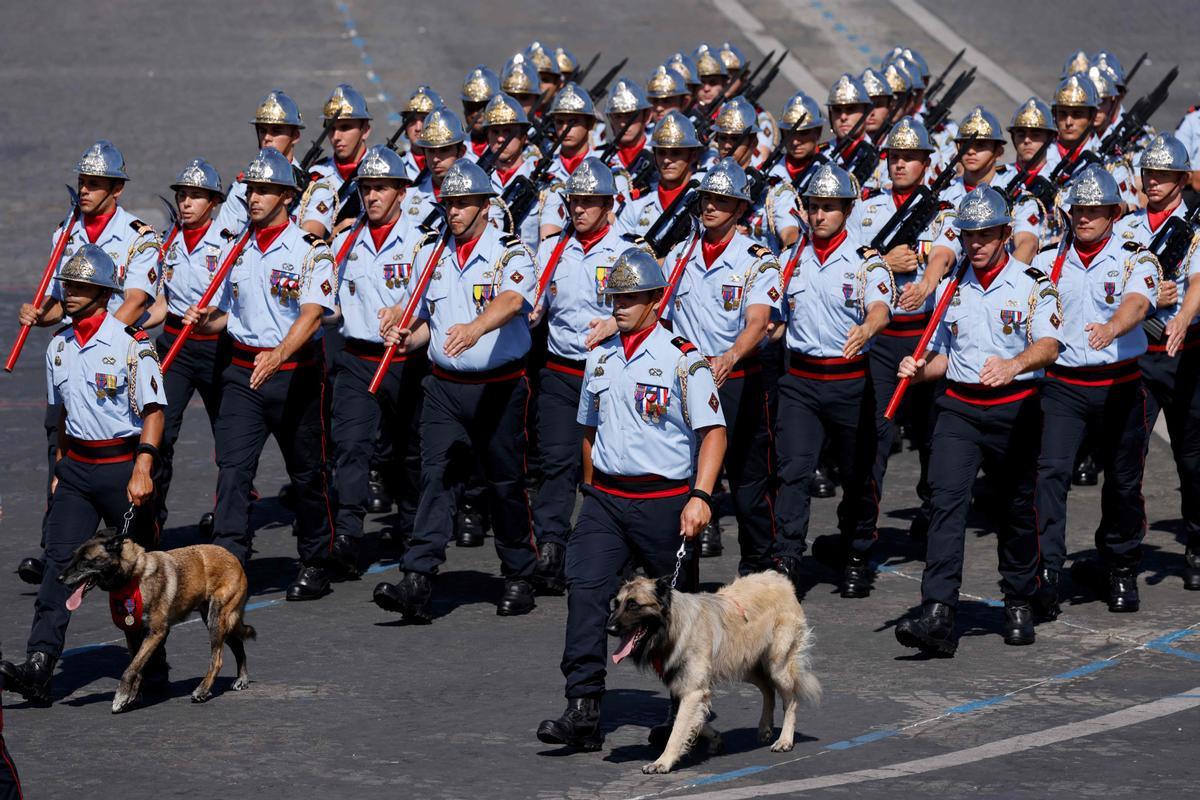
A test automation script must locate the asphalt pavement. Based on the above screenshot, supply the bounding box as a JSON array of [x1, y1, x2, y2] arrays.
[[1, 1, 1199, 797]]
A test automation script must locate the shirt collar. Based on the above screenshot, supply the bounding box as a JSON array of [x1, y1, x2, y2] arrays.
[[450, 222, 498, 271]]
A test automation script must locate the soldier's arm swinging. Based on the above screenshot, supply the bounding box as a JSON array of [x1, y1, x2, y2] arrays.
[[979, 336, 1061, 387], [443, 289, 525, 358], [113, 288, 152, 327], [1086, 293, 1151, 350], [897, 350, 948, 384], [843, 300, 890, 359], [900, 244, 953, 311], [128, 403, 163, 506], [1166, 281, 1200, 356], [682, 425, 727, 539], [711, 303, 770, 387], [580, 428, 596, 487], [250, 302, 324, 390], [1011, 231, 1039, 265]]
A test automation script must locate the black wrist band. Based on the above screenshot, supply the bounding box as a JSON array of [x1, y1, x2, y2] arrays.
[[135, 444, 160, 465], [688, 488, 714, 508]]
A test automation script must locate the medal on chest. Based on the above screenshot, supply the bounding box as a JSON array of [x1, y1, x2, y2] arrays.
[[95, 373, 118, 400], [595, 265, 612, 304], [1103, 281, 1116, 304], [999, 309, 1024, 334], [721, 283, 744, 311], [634, 382, 670, 423], [842, 282, 856, 307], [472, 284, 496, 314]]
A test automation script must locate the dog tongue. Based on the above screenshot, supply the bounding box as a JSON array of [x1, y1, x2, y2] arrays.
[[66, 583, 88, 612], [612, 630, 641, 665]]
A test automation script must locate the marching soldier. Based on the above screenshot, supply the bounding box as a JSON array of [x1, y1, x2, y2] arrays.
[[0, 246, 167, 706], [530, 159, 631, 593], [403, 108, 469, 223], [665, 52, 701, 99], [501, 55, 544, 119], [398, 85, 446, 178], [825, 74, 873, 179], [373, 159, 540, 622], [525, 41, 563, 102], [329, 146, 423, 577], [1121, 135, 1200, 590], [182, 147, 339, 601], [615, 110, 704, 238], [893, 187, 1064, 656], [536, 248, 725, 752], [855, 118, 941, 541], [690, 44, 730, 111], [773, 163, 893, 597], [461, 67, 502, 161], [709, 97, 800, 253], [308, 84, 373, 220], [766, 92, 827, 196], [1031, 164, 1159, 616], [147, 159, 227, 533], [602, 78, 653, 176], [645, 65, 692, 125], [661, 158, 781, 572], [1007, 97, 1061, 248], [861, 67, 897, 143], [216, 90, 335, 239], [481, 93, 541, 247], [1046, 74, 1137, 209]]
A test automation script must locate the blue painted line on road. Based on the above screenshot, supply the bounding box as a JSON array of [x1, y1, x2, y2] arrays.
[[1052, 660, 1117, 680], [948, 695, 1010, 714], [690, 765, 772, 786], [332, 1, 402, 131], [825, 728, 901, 750], [809, 0, 878, 58], [1144, 628, 1200, 662]]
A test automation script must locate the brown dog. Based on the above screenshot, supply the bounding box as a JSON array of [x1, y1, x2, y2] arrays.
[[59, 530, 255, 712], [606, 572, 820, 774]]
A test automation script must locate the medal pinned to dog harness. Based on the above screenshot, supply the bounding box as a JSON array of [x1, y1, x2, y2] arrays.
[[109, 577, 144, 631]]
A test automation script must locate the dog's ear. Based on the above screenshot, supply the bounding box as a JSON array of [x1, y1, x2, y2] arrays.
[[654, 574, 674, 603], [100, 528, 123, 554]]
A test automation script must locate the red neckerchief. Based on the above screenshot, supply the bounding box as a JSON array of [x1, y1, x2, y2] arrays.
[[72, 312, 106, 346], [255, 220, 289, 252], [1147, 201, 1180, 233], [577, 225, 610, 253], [975, 253, 1009, 291], [657, 182, 687, 212], [432, 184, 442, 202], [812, 229, 848, 265], [620, 324, 655, 359], [701, 230, 734, 268], [1056, 142, 1072, 160], [470, 133, 488, 157], [963, 182, 978, 194], [369, 218, 399, 251], [841, 134, 864, 161], [1020, 160, 1045, 178], [182, 220, 212, 254], [455, 231, 483, 268], [617, 135, 647, 168], [413, 151, 427, 171], [83, 208, 117, 243], [495, 163, 522, 186], [560, 148, 588, 175], [892, 187, 915, 209], [335, 155, 362, 183], [784, 156, 814, 181], [1074, 235, 1110, 269]]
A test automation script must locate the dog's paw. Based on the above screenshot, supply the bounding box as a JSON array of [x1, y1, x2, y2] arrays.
[[758, 726, 775, 744], [642, 761, 673, 774], [111, 690, 136, 714], [191, 687, 212, 704], [770, 738, 794, 753], [231, 677, 250, 691]]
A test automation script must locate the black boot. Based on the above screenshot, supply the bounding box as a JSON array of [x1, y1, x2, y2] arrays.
[[366, 469, 392, 514], [373, 571, 433, 623], [1002, 599, 1036, 646], [286, 565, 331, 601], [537, 697, 603, 750], [532, 542, 567, 595], [1107, 567, 1139, 613], [908, 512, 929, 545], [16, 557, 44, 585], [0, 652, 56, 705], [1032, 566, 1061, 622], [699, 520, 724, 557], [456, 507, 486, 547], [811, 467, 836, 498], [895, 602, 957, 656], [329, 534, 362, 579], [1072, 455, 1098, 486], [1184, 546, 1200, 591], [497, 578, 536, 617], [197, 512, 215, 541], [278, 482, 297, 510], [840, 553, 872, 598]]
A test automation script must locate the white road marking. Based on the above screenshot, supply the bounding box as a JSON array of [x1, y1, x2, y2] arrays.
[[709, 0, 826, 98], [670, 686, 1200, 798], [889, 0, 1037, 104]]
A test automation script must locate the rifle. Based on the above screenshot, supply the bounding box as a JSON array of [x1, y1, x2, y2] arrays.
[[626, 150, 658, 196], [595, 110, 640, 165], [1143, 200, 1200, 339], [923, 48, 965, 106], [791, 152, 830, 195], [299, 110, 341, 173], [741, 50, 788, 108], [501, 127, 564, 232], [921, 67, 976, 132], [1001, 136, 1056, 209], [1096, 66, 1178, 158], [574, 52, 601, 89], [1023, 125, 1099, 211], [161, 222, 254, 372], [1123, 52, 1148, 88], [743, 134, 790, 210], [157, 194, 182, 275], [688, 82, 735, 144], [644, 179, 702, 259], [869, 134, 976, 255], [5, 186, 80, 372], [884, 256, 970, 420], [737, 50, 773, 98], [587, 57, 627, 102], [844, 97, 907, 188]]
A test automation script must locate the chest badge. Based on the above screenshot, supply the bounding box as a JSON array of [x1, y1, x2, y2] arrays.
[[721, 284, 744, 311], [1103, 281, 1116, 304], [348, 280, 356, 296], [472, 284, 496, 314], [999, 309, 1023, 334], [634, 383, 670, 423], [595, 266, 612, 304], [842, 283, 856, 307], [95, 373, 118, 400]]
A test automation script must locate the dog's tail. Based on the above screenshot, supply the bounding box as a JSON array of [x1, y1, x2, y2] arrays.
[[234, 622, 257, 641], [793, 624, 822, 707]]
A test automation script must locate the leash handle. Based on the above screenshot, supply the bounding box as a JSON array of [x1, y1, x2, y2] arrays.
[[117, 503, 136, 540], [669, 537, 688, 590]]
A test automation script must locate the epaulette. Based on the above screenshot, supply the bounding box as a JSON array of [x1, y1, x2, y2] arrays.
[[995, 164, 1011, 175], [130, 219, 155, 237], [303, 232, 327, 246], [1024, 266, 1049, 283], [1039, 242, 1058, 253], [862, 187, 883, 200], [124, 325, 150, 342], [1122, 241, 1144, 253], [220, 228, 239, 241], [53, 323, 71, 337], [500, 232, 522, 248], [938, 200, 953, 211], [748, 243, 772, 259], [670, 335, 698, 355], [857, 245, 881, 260], [620, 232, 644, 244]]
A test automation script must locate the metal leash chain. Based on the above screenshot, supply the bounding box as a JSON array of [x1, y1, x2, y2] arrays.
[[117, 503, 136, 540], [669, 537, 688, 589]]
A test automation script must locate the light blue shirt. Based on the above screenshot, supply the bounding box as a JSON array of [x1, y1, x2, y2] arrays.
[[401, 171, 440, 228], [1114, 203, 1199, 326], [540, 226, 631, 360], [160, 222, 226, 317], [578, 322, 725, 480], [50, 206, 160, 314], [215, 222, 337, 348], [782, 230, 894, 356], [1175, 108, 1200, 166], [216, 158, 337, 235], [334, 216, 424, 343], [663, 231, 781, 356], [47, 314, 167, 440], [417, 223, 536, 371], [930, 257, 1064, 383], [852, 187, 940, 317], [1031, 235, 1160, 367]]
